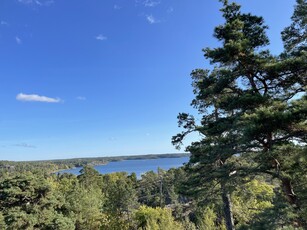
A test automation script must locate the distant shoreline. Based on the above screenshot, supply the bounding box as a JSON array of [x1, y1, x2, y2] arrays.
[[0, 153, 190, 174], [7, 153, 190, 163], [55, 155, 190, 176], [51, 154, 190, 174]]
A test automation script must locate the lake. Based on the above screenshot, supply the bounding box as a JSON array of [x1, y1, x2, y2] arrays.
[[58, 157, 189, 178]]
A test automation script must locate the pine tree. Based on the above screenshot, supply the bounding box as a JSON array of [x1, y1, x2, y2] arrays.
[[173, 0, 306, 228]]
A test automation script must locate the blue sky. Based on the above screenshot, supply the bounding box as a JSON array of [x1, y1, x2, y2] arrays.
[[0, 0, 296, 161]]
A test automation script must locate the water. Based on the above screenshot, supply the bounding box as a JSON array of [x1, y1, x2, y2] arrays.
[[58, 157, 189, 178]]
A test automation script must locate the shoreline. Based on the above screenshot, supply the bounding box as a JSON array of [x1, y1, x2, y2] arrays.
[[55, 156, 189, 175]]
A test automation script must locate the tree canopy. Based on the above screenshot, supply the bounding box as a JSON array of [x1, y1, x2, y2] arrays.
[[173, 0, 306, 229], [0, 1, 305, 229]]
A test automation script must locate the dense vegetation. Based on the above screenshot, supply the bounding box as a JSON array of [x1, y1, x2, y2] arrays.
[[0, 0, 306, 229], [172, 0, 306, 229], [0, 165, 287, 229]]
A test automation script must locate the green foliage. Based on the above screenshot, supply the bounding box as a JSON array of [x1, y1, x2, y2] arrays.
[[180, 218, 197, 230], [282, 0, 307, 54], [0, 1, 305, 229], [0, 162, 192, 229], [138, 171, 161, 207], [78, 165, 103, 189], [0, 173, 74, 229], [66, 186, 103, 229], [232, 178, 274, 227], [102, 172, 139, 215], [196, 206, 226, 230], [134, 205, 183, 230], [0, 213, 6, 230], [173, 0, 306, 229], [138, 168, 187, 210]]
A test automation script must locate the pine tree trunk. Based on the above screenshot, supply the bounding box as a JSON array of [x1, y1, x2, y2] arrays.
[[280, 177, 307, 228], [221, 182, 235, 230], [281, 177, 298, 206]]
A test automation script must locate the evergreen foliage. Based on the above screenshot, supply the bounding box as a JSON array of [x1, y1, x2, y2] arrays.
[[0, 1, 305, 229], [172, 0, 306, 229]]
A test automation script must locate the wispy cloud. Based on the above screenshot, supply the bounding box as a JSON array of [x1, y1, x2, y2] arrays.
[[18, 0, 33, 4], [137, 0, 160, 7], [13, 143, 36, 148], [18, 0, 54, 6], [1, 21, 9, 26], [76, 96, 86, 101], [167, 7, 174, 13], [146, 15, 159, 24], [144, 0, 160, 7], [15, 36, 22, 44], [16, 93, 61, 103], [95, 34, 107, 41], [114, 4, 121, 10]]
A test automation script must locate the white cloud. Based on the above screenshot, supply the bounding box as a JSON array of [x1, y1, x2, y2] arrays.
[[14, 143, 36, 148], [76, 96, 86, 100], [144, 0, 160, 7], [137, 0, 160, 7], [18, 0, 54, 6], [15, 36, 22, 44], [95, 34, 107, 41], [34, 0, 42, 5], [146, 15, 159, 24], [16, 93, 61, 103]]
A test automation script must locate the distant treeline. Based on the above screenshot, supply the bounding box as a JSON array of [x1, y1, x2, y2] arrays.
[[0, 153, 190, 175]]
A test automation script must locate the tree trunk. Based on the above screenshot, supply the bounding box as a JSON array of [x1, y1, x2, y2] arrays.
[[280, 177, 307, 228], [281, 177, 298, 207], [221, 182, 235, 230]]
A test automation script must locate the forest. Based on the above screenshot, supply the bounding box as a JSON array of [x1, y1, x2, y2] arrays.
[[0, 0, 306, 229]]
